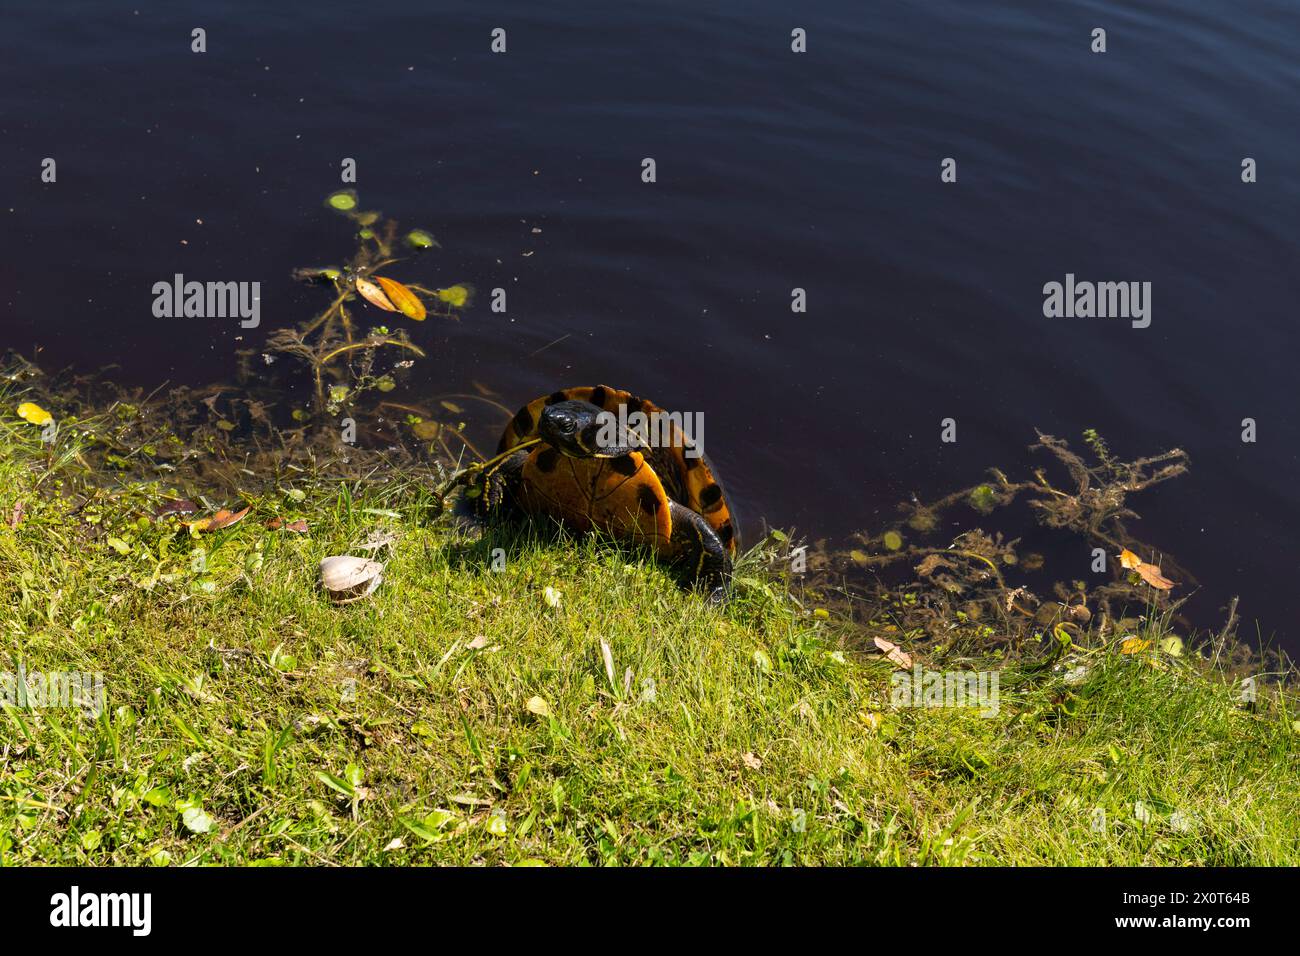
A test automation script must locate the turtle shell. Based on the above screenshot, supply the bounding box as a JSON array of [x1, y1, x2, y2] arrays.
[[498, 385, 737, 555], [515, 444, 672, 549]]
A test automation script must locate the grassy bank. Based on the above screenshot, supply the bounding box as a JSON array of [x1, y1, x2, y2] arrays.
[[1, 400, 1297, 866]]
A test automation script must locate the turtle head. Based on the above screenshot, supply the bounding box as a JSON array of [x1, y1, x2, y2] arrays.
[[539, 400, 640, 459]]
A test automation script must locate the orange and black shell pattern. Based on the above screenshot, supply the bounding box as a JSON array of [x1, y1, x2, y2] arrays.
[[496, 385, 737, 555]]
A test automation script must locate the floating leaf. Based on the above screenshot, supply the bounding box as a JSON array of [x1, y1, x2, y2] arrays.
[[435, 284, 472, 308], [406, 229, 438, 249], [1134, 562, 1175, 591], [325, 190, 357, 211], [882, 530, 903, 551], [1119, 636, 1150, 655], [439, 400, 464, 414], [354, 277, 398, 313], [410, 419, 441, 440], [1119, 548, 1175, 590], [374, 276, 427, 321], [16, 402, 52, 426], [293, 266, 343, 284]]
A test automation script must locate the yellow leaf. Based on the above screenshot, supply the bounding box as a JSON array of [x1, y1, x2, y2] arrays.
[[410, 420, 441, 440], [186, 506, 250, 533], [440, 400, 464, 414], [435, 284, 472, 308], [525, 696, 550, 717], [1118, 548, 1142, 570], [354, 277, 398, 312], [1119, 637, 1150, 655], [374, 276, 427, 321], [16, 402, 52, 427]]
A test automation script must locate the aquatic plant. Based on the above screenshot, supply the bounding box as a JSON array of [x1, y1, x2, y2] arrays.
[[268, 194, 469, 421]]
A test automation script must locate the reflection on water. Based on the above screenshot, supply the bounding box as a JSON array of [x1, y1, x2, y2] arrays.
[[4, 0, 1299, 650]]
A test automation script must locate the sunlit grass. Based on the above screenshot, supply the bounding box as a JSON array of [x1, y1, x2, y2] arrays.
[[1, 403, 1296, 866]]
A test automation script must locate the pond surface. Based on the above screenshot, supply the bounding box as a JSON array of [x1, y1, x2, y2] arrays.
[[5, 1, 1299, 652]]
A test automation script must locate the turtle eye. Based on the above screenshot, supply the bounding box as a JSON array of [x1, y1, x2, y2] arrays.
[[558, 417, 577, 435]]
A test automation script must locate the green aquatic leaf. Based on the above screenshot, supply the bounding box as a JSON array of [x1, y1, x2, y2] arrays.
[[325, 190, 357, 211], [968, 484, 997, 515]]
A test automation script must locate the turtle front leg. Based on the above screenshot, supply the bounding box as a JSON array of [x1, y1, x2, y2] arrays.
[[473, 448, 530, 518], [667, 501, 733, 603]]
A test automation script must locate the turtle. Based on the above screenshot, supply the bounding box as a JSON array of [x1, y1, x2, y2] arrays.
[[467, 385, 737, 600]]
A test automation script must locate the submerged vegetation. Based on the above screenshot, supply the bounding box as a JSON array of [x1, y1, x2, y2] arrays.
[[1, 196, 1295, 865], [273, 195, 472, 428]]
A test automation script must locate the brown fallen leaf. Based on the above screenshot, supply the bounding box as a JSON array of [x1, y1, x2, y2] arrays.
[[741, 752, 762, 770], [1119, 548, 1175, 590], [267, 517, 309, 533], [374, 276, 427, 321], [873, 635, 913, 669], [355, 276, 398, 312], [9, 501, 24, 528], [1134, 562, 1175, 590], [188, 506, 250, 532]]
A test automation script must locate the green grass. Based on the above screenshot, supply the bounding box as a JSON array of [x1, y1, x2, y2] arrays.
[[1, 407, 1297, 866]]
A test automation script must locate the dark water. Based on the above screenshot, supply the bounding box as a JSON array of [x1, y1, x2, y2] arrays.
[[4, 1, 1299, 651]]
